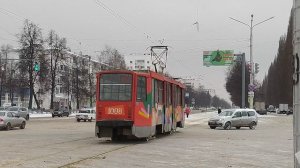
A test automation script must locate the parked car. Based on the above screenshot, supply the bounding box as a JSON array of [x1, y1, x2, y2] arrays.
[[7, 106, 30, 120], [2, 102, 12, 108], [0, 111, 26, 130], [0, 107, 6, 111], [76, 107, 96, 122], [287, 108, 293, 115], [208, 109, 258, 130], [278, 104, 288, 114], [52, 109, 70, 117], [267, 105, 276, 113]]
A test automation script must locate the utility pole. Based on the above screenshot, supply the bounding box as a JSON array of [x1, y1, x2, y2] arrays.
[[0, 55, 2, 107], [293, 0, 300, 167], [230, 15, 274, 109], [242, 53, 245, 108], [235, 53, 246, 108], [88, 56, 93, 108]]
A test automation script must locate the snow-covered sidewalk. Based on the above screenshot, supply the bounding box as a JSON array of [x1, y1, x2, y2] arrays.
[[184, 110, 278, 125], [28, 110, 278, 119], [29, 112, 76, 118]]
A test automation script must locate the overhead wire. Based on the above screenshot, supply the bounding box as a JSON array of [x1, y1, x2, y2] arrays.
[[0, 36, 18, 42], [94, 0, 155, 44], [0, 7, 97, 56], [0, 7, 25, 22], [0, 25, 16, 37]]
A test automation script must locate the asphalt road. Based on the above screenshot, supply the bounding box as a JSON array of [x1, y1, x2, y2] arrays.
[[0, 111, 293, 168]]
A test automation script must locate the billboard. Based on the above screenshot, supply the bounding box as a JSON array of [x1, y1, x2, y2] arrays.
[[203, 50, 234, 66]]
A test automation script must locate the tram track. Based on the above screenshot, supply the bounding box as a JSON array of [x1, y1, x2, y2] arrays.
[[1, 136, 142, 168], [58, 144, 134, 168], [0, 136, 97, 168]]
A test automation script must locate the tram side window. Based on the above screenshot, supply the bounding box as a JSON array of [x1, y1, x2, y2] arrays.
[[137, 76, 146, 101], [153, 79, 163, 104], [172, 84, 176, 106], [158, 80, 163, 104], [167, 83, 172, 105], [177, 87, 182, 106], [181, 88, 185, 106], [153, 79, 158, 105]]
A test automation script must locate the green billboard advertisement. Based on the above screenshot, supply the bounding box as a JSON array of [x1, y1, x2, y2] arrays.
[[203, 50, 234, 66]]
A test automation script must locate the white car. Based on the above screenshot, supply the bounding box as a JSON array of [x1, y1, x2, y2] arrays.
[[0, 111, 26, 130], [7, 106, 30, 120], [76, 108, 96, 122], [208, 109, 258, 130]]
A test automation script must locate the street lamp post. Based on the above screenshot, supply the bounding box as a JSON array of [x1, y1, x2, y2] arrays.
[[0, 56, 2, 107], [230, 15, 274, 108]]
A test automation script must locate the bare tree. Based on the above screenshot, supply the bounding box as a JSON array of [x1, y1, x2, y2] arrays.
[[61, 63, 72, 109], [98, 46, 126, 70], [71, 56, 90, 109], [211, 95, 231, 109], [17, 20, 44, 109], [87, 60, 101, 108], [0, 45, 12, 106], [46, 30, 67, 109]]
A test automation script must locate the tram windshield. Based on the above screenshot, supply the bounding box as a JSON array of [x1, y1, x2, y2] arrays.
[[100, 73, 132, 101]]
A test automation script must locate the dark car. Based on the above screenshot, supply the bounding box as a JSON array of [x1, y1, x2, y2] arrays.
[[52, 109, 70, 117], [267, 105, 276, 113], [287, 108, 293, 115], [256, 110, 267, 115]]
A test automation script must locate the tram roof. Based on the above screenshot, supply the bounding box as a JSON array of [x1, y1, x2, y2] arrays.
[[97, 70, 185, 88]]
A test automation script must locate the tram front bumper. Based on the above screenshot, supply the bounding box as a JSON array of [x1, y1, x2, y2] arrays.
[[96, 120, 133, 127]]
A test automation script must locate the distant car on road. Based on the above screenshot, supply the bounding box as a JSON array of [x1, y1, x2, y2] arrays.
[[287, 108, 293, 115], [76, 107, 96, 122], [208, 109, 258, 130], [0, 111, 26, 130], [7, 106, 30, 120], [52, 109, 70, 117], [2, 102, 12, 108], [267, 105, 276, 113], [278, 104, 288, 114], [254, 101, 267, 115]]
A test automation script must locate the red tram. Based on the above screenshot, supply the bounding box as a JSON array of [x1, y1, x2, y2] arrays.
[[95, 70, 185, 140]]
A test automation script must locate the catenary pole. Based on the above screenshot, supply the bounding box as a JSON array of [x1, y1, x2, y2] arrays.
[[249, 15, 254, 108], [230, 15, 274, 109], [242, 53, 245, 108], [294, 0, 300, 167]]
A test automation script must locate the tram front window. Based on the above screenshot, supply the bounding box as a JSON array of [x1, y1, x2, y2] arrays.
[[100, 74, 132, 101]]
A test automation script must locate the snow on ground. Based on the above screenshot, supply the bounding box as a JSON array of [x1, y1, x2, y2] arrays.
[[30, 113, 52, 118], [29, 112, 76, 118], [28, 110, 278, 121], [185, 111, 218, 125], [184, 110, 278, 126]]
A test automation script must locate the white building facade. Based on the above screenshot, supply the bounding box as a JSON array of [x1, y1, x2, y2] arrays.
[[0, 49, 101, 110], [125, 53, 154, 71]]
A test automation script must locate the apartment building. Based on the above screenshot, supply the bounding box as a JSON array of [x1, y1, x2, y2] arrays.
[[0, 49, 101, 110]]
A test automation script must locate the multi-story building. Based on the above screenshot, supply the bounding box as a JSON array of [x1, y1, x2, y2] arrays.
[[0, 49, 101, 110], [39, 51, 102, 110], [125, 53, 154, 71], [0, 48, 28, 107]]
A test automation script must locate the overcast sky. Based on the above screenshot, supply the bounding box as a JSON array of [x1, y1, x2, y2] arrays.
[[0, 0, 293, 102]]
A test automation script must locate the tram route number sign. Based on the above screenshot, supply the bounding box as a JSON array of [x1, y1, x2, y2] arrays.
[[203, 50, 234, 66]]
